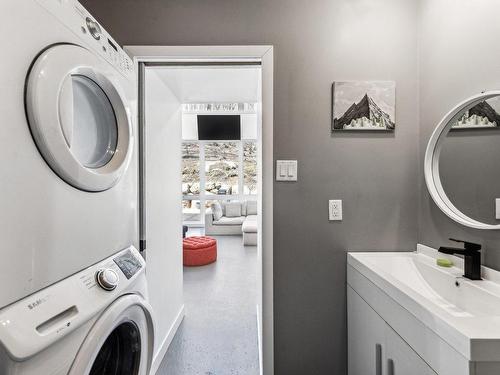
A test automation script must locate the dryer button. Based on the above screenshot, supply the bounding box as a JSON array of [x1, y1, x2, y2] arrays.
[[96, 269, 119, 291]]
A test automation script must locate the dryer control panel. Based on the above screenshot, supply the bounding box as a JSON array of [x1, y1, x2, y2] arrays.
[[35, 0, 134, 78]]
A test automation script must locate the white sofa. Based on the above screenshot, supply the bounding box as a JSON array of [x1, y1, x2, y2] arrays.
[[205, 200, 258, 245]]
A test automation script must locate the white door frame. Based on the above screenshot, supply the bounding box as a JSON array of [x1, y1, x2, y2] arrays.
[[126, 45, 274, 375]]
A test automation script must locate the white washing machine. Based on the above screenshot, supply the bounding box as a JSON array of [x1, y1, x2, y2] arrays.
[[0, 0, 138, 308], [0, 246, 154, 375]]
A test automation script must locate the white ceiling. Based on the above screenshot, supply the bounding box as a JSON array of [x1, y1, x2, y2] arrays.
[[153, 66, 261, 103]]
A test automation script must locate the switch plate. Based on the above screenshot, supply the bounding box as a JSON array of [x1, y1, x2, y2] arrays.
[[276, 160, 297, 181], [329, 200, 342, 221]]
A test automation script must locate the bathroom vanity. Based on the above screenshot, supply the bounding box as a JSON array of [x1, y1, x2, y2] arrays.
[[347, 245, 500, 375], [347, 90, 500, 375]]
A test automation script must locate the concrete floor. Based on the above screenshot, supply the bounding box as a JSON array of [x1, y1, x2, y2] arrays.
[[157, 234, 260, 375]]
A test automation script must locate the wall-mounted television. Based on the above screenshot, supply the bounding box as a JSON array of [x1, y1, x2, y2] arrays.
[[197, 115, 241, 140]]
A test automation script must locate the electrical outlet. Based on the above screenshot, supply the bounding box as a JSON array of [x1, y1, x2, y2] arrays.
[[329, 200, 342, 221]]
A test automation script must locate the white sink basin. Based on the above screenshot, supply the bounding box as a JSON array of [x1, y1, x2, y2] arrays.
[[348, 245, 500, 362]]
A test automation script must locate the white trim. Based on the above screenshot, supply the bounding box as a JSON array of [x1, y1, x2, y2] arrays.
[[126, 45, 274, 375], [151, 304, 185, 375], [125, 45, 272, 62], [424, 90, 500, 230], [260, 46, 274, 375], [256, 303, 263, 375]]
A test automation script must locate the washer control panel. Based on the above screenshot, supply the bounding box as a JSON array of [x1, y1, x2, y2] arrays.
[[0, 246, 145, 360], [113, 249, 143, 279], [36, 0, 134, 77]]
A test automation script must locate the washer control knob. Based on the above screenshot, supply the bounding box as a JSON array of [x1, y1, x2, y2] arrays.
[[96, 269, 119, 291], [85, 17, 102, 40]]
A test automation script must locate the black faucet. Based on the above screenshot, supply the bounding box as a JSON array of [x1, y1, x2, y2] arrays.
[[438, 238, 482, 280]]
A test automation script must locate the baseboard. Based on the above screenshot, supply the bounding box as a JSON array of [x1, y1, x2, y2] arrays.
[[256, 304, 263, 375], [151, 304, 185, 374]]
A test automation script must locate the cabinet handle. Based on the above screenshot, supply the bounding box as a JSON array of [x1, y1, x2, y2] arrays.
[[387, 358, 395, 375], [375, 343, 382, 375]]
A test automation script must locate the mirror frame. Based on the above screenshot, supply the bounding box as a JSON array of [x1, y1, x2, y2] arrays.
[[424, 90, 500, 230]]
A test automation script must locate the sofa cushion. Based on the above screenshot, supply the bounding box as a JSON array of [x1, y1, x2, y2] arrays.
[[241, 200, 247, 216], [211, 201, 223, 221], [213, 216, 245, 226], [247, 200, 257, 215], [225, 202, 242, 217], [242, 216, 258, 233]]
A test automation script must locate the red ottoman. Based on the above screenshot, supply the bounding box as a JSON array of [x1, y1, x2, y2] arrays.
[[183, 236, 217, 266]]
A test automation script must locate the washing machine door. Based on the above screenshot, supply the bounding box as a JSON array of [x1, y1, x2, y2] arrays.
[[25, 44, 133, 192], [69, 294, 154, 375]]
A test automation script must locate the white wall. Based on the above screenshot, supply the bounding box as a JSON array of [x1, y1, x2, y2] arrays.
[[144, 68, 184, 371]]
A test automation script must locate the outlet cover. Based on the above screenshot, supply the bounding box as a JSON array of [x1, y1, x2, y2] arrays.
[[329, 200, 342, 221]]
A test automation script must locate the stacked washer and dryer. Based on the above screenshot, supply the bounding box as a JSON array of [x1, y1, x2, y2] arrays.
[[0, 0, 154, 374]]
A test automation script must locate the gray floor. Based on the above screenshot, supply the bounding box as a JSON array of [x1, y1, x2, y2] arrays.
[[157, 233, 260, 375]]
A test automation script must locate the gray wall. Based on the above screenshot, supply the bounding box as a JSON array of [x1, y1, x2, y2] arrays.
[[440, 129, 500, 225], [79, 0, 420, 373], [418, 0, 500, 269]]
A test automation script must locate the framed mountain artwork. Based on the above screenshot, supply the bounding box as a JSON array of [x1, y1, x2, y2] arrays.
[[332, 81, 396, 131]]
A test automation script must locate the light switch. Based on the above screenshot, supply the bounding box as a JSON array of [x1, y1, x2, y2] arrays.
[[287, 162, 297, 179], [329, 200, 342, 221], [276, 160, 298, 181], [279, 164, 287, 177], [496, 199, 500, 219]]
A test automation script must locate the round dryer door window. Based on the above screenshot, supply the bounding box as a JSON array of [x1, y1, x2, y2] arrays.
[[70, 75, 118, 169], [25, 44, 133, 192]]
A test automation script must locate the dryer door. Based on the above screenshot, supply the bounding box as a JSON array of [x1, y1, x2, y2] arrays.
[[69, 294, 154, 375], [25, 44, 133, 192]]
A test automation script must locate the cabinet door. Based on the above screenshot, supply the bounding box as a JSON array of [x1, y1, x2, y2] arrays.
[[385, 325, 437, 375], [348, 286, 386, 375]]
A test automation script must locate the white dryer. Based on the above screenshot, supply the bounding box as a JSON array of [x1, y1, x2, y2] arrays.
[[0, 0, 138, 308], [0, 246, 154, 375]]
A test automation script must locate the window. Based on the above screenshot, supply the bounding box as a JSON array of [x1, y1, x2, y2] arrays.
[[243, 141, 257, 195], [182, 143, 200, 195], [181, 103, 259, 225], [205, 142, 239, 195]]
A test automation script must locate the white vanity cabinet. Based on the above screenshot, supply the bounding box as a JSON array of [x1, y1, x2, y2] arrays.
[[348, 286, 436, 375], [347, 249, 500, 375]]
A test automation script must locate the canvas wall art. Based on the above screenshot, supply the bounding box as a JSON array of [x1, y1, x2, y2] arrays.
[[332, 81, 396, 131]]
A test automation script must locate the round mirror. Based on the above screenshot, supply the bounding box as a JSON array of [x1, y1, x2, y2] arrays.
[[425, 91, 500, 229]]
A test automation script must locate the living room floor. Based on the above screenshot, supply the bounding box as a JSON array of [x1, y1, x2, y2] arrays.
[[157, 231, 260, 375]]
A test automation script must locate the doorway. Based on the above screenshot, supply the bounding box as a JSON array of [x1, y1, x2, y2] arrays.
[[132, 46, 273, 375]]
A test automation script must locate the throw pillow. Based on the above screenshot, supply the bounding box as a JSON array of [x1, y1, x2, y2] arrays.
[[247, 200, 257, 215], [211, 201, 223, 221], [225, 202, 242, 217]]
